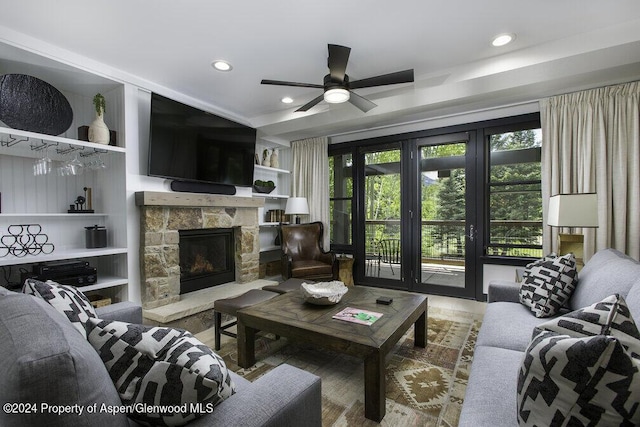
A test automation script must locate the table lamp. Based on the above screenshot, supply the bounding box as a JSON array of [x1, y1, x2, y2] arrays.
[[285, 197, 309, 224], [547, 193, 598, 267]]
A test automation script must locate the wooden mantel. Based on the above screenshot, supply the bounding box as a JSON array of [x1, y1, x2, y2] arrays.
[[135, 191, 264, 208]]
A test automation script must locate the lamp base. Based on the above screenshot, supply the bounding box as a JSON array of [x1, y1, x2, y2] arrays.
[[557, 233, 584, 269]]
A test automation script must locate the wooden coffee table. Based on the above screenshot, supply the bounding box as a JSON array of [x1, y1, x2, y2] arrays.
[[236, 286, 427, 422]]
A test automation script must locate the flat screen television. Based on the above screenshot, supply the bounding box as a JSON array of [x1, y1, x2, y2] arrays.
[[148, 93, 256, 188]]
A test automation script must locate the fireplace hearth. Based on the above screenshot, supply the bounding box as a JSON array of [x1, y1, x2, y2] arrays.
[[179, 228, 235, 294]]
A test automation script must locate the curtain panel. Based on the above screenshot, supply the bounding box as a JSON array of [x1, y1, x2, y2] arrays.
[[292, 137, 330, 249], [540, 81, 640, 261]]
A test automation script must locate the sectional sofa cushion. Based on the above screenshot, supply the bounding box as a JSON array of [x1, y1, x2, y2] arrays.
[[0, 293, 128, 427], [22, 279, 97, 337], [569, 248, 640, 311], [517, 294, 640, 426], [87, 318, 235, 426], [519, 253, 577, 318], [475, 301, 556, 352]]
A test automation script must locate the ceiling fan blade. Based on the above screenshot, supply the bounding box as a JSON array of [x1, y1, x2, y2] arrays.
[[261, 79, 324, 89], [348, 91, 377, 113], [349, 69, 414, 89], [328, 44, 351, 82], [295, 94, 325, 112]]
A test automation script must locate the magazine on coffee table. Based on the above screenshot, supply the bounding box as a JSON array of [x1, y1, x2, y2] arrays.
[[332, 307, 383, 326]]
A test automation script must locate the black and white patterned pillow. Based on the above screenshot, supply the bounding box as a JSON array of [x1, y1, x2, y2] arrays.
[[519, 253, 578, 317], [536, 293, 640, 353], [87, 319, 235, 426], [517, 294, 640, 426], [22, 278, 97, 337]]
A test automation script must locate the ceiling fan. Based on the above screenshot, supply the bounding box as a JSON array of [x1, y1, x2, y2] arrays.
[[261, 44, 414, 113]]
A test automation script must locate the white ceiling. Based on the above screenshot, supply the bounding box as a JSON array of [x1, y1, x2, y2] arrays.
[[1, 0, 640, 142]]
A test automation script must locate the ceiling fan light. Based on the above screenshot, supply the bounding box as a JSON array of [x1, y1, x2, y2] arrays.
[[324, 88, 350, 104]]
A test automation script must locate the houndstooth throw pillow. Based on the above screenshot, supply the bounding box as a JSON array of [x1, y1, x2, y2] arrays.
[[22, 278, 97, 337], [519, 253, 577, 317], [517, 294, 640, 426], [87, 319, 235, 427]]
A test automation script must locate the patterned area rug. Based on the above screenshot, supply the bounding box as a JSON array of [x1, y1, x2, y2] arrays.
[[216, 306, 482, 427]]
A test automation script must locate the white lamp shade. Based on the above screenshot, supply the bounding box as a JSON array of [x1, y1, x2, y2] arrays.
[[547, 193, 598, 227], [285, 197, 309, 215], [323, 88, 350, 104]]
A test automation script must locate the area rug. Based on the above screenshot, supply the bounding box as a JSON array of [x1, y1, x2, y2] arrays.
[[216, 306, 483, 427]]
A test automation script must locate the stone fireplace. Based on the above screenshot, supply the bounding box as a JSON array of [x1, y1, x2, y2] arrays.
[[136, 192, 264, 310]]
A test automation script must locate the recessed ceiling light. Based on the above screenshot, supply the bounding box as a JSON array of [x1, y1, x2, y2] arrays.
[[492, 33, 515, 47], [211, 60, 232, 71], [281, 97, 294, 104]]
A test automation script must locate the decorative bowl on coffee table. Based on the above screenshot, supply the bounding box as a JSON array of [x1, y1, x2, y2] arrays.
[[301, 281, 349, 305]]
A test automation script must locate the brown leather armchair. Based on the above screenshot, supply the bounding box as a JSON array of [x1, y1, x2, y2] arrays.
[[280, 221, 336, 281]]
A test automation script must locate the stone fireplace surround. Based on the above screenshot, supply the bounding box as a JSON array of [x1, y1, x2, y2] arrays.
[[135, 191, 264, 311]]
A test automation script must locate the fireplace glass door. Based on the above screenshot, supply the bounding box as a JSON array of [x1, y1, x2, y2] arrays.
[[179, 228, 235, 294]]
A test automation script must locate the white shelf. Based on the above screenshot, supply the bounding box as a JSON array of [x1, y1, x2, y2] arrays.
[[254, 164, 290, 174], [0, 247, 128, 267], [0, 213, 108, 218], [259, 222, 281, 227], [80, 276, 128, 293], [252, 193, 289, 199], [0, 126, 125, 154], [260, 245, 281, 253]]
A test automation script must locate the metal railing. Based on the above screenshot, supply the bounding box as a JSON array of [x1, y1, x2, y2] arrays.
[[363, 219, 542, 260]]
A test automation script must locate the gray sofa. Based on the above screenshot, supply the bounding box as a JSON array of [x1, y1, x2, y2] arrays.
[[459, 248, 640, 426], [0, 288, 321, 427]]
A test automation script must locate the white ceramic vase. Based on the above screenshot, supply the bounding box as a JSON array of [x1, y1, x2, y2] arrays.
[[261, 149, 270, 166], [88, 111, 110, 145], [270, 149, 279, 168]]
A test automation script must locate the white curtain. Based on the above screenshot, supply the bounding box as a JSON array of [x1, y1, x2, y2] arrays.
[[540, 81, 640, 261], [292, 137, 331, 249]]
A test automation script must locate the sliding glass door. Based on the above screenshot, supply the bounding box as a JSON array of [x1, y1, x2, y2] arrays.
[[411, 133, 476, 297]]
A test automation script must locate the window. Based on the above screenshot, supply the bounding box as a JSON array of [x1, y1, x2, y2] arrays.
[[486, 127, 543, 258], [329, 152, 353, 246]]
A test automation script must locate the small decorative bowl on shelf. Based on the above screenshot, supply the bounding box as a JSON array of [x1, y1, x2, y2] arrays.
[[253, 179, 276, 194], [301, 281, 349, 305], [253, 185, 275, 194]]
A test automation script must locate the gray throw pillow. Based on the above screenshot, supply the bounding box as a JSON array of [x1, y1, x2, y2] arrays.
[[519, 253, 577, 318], [517, 294, 640, 426], [86, 318, 235, 426]]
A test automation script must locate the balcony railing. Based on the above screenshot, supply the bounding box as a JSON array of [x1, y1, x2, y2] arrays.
[[363, 219, 542, 260]]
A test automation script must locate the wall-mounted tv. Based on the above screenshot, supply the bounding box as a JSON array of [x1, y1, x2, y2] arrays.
[[148, 93, 256, 188]]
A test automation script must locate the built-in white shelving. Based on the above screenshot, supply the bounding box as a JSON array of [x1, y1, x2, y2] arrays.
[[0, 44, 129, 302]]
